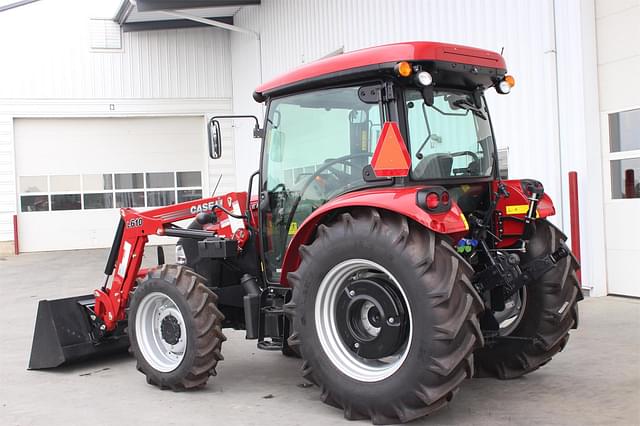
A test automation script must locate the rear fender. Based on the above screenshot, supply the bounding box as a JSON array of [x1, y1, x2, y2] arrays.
[[279, 186, 469, 286]]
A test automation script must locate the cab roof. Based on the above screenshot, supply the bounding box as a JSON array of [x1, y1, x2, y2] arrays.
[[254, 41, 507, 101]]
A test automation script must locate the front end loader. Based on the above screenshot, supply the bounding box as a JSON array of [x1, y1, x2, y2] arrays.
[[29, 41, 582, 424]]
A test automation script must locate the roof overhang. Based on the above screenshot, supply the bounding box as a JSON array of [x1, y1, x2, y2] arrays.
[[254, 42, 507, 101], [114, 0, 260, 33]]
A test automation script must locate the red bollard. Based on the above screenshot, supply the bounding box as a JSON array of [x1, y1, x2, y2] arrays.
[[13, 214, 19, 255], [568, 172, 581, 285]]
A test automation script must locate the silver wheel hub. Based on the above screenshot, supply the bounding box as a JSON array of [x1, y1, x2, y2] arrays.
[[495, 287, 527, 336], [315, 259, 412, 382], [135, 292, 187, 372]]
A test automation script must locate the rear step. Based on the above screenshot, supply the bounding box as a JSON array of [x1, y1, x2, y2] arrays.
[[28, 295, 129, 370]]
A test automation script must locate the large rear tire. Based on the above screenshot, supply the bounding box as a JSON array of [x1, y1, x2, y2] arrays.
[[473, 220, 581, 379], [128, 264, 226, 390], [285, 208, 484, 424]]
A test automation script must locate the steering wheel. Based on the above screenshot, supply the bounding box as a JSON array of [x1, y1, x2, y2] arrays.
[[282, 152, 373, 238], [451, 150, 481, 176]]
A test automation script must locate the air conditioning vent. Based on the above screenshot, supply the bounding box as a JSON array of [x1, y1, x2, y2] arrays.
[[89, 19, 122, 50]]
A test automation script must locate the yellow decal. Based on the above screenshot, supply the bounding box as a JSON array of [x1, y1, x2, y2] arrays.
[[506, 204, 530, 215], [288, 221, 298, 235], [461, 184, 471, 193], [505, 204, 540, 217], [460, 212, 469, 230]]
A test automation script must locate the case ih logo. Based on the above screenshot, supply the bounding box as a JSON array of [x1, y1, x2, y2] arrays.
[[190, 201, 218, 214]]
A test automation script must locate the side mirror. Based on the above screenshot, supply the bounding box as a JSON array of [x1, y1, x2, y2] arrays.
[[208, 119, 222, 159]]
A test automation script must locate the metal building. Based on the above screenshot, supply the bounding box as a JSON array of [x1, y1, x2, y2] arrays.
[[0, 0, 638, 298]]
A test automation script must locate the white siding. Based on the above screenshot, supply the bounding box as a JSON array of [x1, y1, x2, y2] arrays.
[[230, 0, 605, 293], [596, 0, 640, 296], [0, 116, 15, 242], [0, 0, 232, 99]]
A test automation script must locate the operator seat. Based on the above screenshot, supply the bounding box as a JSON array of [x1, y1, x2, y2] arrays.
[[413, 153, 453, 179]]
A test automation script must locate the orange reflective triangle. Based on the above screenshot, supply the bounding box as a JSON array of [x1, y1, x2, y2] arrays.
[[371, 121, 411, 177]]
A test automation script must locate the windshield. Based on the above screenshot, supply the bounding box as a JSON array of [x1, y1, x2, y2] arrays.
[[405, 89, 495, 180]]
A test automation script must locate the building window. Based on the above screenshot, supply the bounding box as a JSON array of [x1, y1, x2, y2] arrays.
[[609, 108, 640, 199], [89, 19, 122, 50], [19, 171, 203, 212]]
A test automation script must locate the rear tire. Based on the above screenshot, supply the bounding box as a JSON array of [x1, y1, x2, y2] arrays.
[[285, 208, 484, 424], [128, 264, 226, 390], [473, 220, 581, 379]]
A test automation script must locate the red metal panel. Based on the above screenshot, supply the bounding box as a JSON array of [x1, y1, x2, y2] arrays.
[[279, 186, 469, 286], [493, 180, 556, 248], [255, 41, 507, 95]]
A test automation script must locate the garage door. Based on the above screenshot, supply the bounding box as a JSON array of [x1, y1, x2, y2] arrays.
[[15, 116, 209, 252]]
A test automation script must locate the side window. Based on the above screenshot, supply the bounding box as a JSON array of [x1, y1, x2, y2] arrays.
[[406, 90, 494, 179]]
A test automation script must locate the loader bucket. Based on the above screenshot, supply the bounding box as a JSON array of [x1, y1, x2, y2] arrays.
[[28, 295, 129, 370]]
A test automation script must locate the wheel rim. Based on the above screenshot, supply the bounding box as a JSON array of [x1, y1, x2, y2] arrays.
[[315, 259, 412, 382], [135, 292, 187, 372], [495, 287, 528, 336]]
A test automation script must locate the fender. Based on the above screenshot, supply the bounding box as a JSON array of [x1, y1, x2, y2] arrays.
[[279, 186, 469, 286]]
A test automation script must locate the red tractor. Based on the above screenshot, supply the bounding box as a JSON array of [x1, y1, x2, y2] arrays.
[[29, 42, 582, 424]]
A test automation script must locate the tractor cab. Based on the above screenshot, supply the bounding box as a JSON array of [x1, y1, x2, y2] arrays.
[[247, 42, 511, 283]]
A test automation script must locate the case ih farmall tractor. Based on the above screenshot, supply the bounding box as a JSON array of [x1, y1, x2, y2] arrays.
[[29, 42, 582, 424]]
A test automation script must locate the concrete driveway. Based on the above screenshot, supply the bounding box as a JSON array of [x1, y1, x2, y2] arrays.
[[1, 248, 639, 425]]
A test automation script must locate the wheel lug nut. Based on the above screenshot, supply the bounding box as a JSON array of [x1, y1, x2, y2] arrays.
[[388, 317, 395, 324], [349, 290, 355, 297], [354, 342, 360, 349]]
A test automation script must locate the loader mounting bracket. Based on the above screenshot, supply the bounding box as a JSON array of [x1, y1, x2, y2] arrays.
[[198, 236, 238, 259]]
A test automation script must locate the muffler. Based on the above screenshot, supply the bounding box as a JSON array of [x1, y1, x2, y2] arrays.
[[28, 295, 129, 370]]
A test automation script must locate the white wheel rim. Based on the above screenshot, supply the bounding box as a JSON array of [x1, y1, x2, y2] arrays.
[[315, 259, 413, 382], [135, 292, 187, 373]]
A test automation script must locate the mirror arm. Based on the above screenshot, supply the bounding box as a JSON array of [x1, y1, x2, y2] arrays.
[[211, 115, 264, 139]]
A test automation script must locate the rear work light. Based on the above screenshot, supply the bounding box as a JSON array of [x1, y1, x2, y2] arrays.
[[496, 74, 515, 94], [415, 71, 433, 86], [416, 187, 451, 213]]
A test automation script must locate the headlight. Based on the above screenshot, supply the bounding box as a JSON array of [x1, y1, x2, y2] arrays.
[[416, 71, 433, 86], [175, 245, 186, 265]]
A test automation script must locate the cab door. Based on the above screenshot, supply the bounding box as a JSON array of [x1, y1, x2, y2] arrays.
[[259, 85, 384, 283]]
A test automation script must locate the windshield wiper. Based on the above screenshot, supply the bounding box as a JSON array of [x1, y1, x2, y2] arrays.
[[452, 99, 486, 119]]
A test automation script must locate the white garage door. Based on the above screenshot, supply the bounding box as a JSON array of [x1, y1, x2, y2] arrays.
[[15, 116, 209, 252]]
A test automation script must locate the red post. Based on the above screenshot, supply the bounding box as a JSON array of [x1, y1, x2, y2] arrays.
[[12, 214, 19, 255], [568, 172, 581, 284]]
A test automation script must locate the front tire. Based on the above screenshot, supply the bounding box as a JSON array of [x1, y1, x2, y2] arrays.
[[473, 220, 582, 379], [286, 209, 484, 424], [128, 265, 226, 390]]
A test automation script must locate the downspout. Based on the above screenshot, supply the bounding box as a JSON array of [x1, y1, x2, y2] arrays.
[[550, 0, 566, 227]]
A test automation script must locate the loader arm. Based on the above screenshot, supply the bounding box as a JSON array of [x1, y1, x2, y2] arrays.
[[94, 192, 249, 331]]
